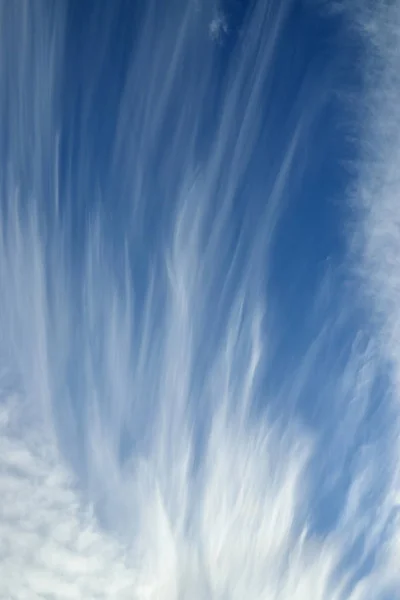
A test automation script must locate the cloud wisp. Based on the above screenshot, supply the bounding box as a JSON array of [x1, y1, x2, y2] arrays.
[[0, 1, 399, 598]]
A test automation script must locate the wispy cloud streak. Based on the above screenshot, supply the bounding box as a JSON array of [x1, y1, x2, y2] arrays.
[[0, 0, 398, 598]]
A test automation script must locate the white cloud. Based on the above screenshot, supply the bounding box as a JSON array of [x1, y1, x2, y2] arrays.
[[0, 402, 138, 599], [351, 0, 400, 487], [0, 0, 399, 598], [209, 13, 228, 42], [0, 387, 389, 600]]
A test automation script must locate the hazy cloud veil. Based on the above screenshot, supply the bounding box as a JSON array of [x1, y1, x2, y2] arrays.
[[0, 0, 399, 598]]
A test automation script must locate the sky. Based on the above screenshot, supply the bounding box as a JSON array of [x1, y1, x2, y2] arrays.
[[0, 0, 399, 598]]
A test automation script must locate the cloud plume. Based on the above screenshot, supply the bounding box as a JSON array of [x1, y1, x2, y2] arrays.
[[0, 0, 399, 598]]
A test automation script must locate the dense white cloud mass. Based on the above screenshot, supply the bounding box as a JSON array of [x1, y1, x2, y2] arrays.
[[0, 401, 138, 598], [353, 2, 400, 378], [0, 365, 395, 599], [0, 0, 399, 598]]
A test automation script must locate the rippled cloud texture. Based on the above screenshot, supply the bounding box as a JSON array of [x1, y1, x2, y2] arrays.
[[0, 1, 399, 598]]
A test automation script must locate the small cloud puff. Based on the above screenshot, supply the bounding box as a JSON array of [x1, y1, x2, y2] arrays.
[[209, 13, 228, 42]]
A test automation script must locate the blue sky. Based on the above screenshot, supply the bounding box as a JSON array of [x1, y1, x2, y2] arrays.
[[0, 0, 399, 598]]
